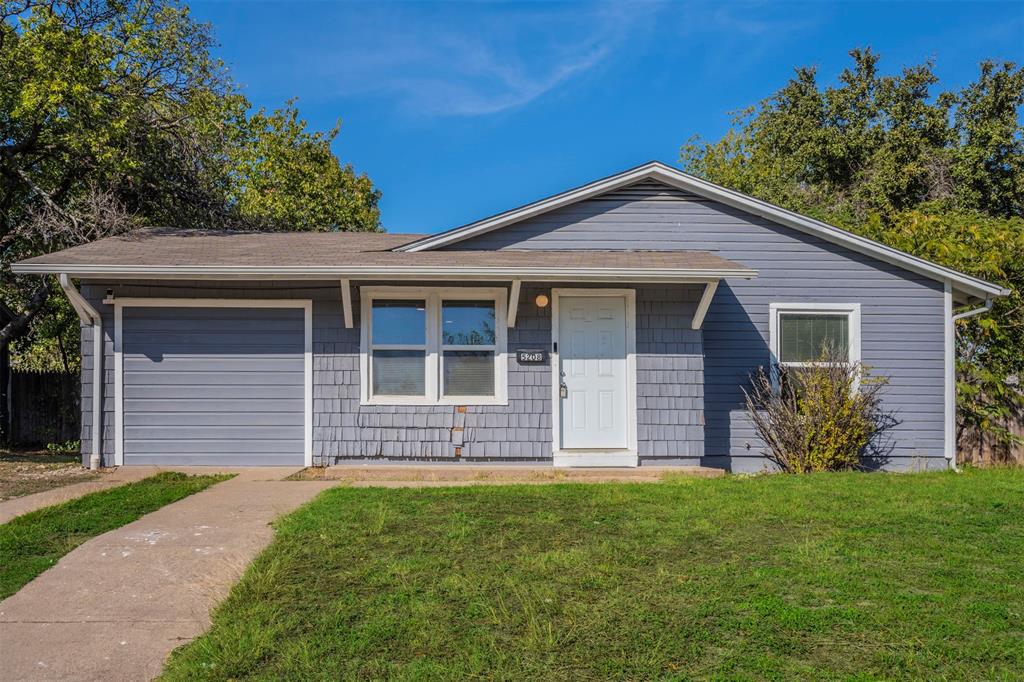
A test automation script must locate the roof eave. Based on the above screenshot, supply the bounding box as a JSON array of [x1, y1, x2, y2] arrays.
[[11, 263, 759, 283]]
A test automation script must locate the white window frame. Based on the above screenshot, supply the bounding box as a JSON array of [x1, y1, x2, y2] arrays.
[[359, 286, 508, 406], [768, 302, 861, 391]]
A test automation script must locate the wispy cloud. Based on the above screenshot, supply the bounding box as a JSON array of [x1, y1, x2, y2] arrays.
[[304, 2, 661, 117]]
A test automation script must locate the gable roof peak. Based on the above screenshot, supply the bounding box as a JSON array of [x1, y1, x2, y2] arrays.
[[394, 162, 1007, 301]]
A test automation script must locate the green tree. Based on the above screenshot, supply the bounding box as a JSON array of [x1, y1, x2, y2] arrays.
[[682, 48, 1024, 452], [1, 0, 380, 357]]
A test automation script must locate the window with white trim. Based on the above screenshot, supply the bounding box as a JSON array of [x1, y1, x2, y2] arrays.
[[361, 287, 507, 405], [769, 303, 861, 388]]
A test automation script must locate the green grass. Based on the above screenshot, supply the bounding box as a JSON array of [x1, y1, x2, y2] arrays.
[[161, 469, 1024, 681], [0, 472, 231, 599]]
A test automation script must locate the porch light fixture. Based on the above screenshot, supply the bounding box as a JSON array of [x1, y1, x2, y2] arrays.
[[535, 293, 549, 308]]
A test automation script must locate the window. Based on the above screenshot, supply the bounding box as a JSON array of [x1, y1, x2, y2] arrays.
[[769, 303, 861, 391], [442, 300, 497, 398], [361, 287, 507, 405], [370, 299, 427, 397]]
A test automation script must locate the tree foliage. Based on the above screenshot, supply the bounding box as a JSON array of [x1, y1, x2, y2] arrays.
[[1, 0, 381, 359], [682, 49, 1024, 451]]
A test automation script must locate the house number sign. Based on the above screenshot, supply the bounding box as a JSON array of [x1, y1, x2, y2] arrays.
[[516, 350, 548, 364]]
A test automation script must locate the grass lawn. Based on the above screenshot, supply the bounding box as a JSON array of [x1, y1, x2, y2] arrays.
[[161, 469, 1024, 681], [0, 471, 231, 599], [0, 449, 100, 501]]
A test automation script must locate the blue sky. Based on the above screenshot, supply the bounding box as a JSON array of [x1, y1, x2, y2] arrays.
[[190, 1, 1024, 234]]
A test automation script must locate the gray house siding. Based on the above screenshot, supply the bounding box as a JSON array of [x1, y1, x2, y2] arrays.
[[78, 280, 705, 466], [445, 180, 947, 471]]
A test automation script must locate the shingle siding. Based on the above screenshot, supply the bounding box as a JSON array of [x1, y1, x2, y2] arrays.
[[446, 183, 948, 471], [78, 281, 705, 466]]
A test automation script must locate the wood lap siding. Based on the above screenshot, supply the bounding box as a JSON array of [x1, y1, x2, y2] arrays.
[[446, 182, 947, 471]]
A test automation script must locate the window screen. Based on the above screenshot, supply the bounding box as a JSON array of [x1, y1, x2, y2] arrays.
[[779, 313, 849, 363]]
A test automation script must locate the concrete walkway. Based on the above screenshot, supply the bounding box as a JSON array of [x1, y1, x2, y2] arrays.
[[0, 468, 339, 681]]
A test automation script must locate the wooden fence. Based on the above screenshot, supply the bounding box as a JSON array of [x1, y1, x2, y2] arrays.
[[4, 370, 80, 446], [960, 414, 1024, 467]]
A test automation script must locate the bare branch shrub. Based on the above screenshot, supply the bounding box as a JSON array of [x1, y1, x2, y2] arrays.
[[20, 184, 142, 249], [743, 346, 892, 473]]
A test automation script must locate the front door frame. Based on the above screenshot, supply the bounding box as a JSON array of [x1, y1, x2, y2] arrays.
[[551, 288, 638, 467]]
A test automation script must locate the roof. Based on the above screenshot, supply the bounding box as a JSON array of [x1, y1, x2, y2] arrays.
[[11, 161, 1008, 299], [396, 161, 1009, 300], [18, 229, 425, 267], [13, 228, 755, 282]]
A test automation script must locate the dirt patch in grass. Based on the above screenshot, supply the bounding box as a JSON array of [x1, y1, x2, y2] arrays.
[[0, 450, 103, 502]]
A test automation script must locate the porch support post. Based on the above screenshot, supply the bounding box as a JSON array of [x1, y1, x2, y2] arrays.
[[507, 279, 521, 328], [691, 279, 719, 330], [340, 278, 353, 329]]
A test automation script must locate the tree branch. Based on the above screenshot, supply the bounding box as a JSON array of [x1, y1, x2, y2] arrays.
[[0, 279, 51, 347]]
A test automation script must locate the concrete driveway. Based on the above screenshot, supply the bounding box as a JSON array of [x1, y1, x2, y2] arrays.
[[0, 468, 339, 681]]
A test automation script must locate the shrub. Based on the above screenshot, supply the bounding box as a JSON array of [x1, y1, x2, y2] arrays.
[[45, 439, 80, 455], [744, 346, 891, 473]]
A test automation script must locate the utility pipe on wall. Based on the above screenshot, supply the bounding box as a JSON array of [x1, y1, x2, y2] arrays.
[[58, 274, 103, 470], [946, 296, 995, 472]]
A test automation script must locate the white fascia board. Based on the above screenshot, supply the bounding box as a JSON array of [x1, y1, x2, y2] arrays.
[[12, 263, 758, 282], [396, 161, 1008, 300]]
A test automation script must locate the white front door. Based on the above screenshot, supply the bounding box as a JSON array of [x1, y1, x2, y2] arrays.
[[558, 295, 628, 449]]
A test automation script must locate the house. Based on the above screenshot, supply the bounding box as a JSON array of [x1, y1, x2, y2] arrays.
[[12, 162, 1009, 472]]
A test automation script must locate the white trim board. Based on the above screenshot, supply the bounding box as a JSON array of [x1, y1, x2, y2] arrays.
[[111, 297, 313, 467], [551, 288, 638, 467], [768, 302, 862, 391], [944, 282, 956, 469], [396, 161, 1006, 301]]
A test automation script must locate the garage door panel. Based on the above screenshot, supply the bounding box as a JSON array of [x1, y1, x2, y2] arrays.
[[125, 308, 304, 323], [127, 453, 307, 466], [124, 370, 303, 386], [125, 425, 304, 440], [124, 384, 303, 400], [125, 398, 306, 413], [124, 439, 305, 454], [128, 331, 305, 347], [124, 411, 303, 426], [122, 305, 306, 465], [124, 356, 302, 372], [125, 317, 305, 332]]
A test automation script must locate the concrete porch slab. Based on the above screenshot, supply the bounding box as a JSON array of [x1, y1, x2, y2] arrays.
[[299, 464, 725, 486]]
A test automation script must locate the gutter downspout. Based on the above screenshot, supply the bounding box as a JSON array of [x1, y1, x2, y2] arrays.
[[946, 296, 995, 472], [58, 274, 103, 470]]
